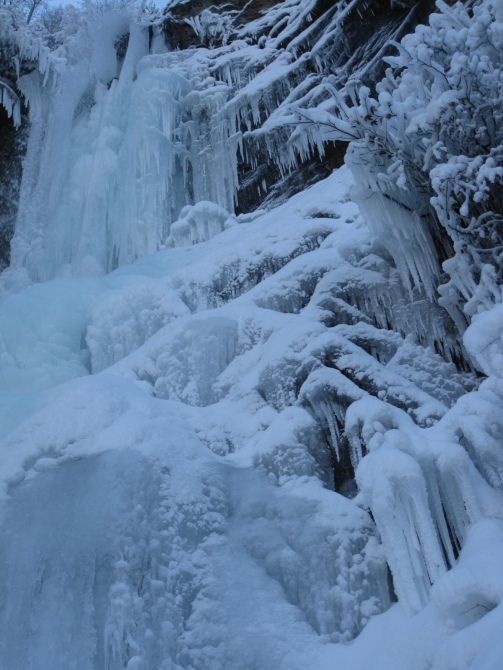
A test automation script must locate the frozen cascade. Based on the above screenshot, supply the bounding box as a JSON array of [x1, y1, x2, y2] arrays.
[[9, 13, 242, 282], [1, 1, 503, 669]]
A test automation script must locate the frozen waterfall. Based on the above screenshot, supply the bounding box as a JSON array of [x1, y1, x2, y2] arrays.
[[0, 2, 503, 670], [11, 11, 240, 282]]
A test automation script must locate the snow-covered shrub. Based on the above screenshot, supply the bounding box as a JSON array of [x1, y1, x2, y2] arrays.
[[0, 0, 159, 126], [167, 202, 237, 248], [184, 9, 234, 48], [294, 0, 503, 325], [0, 1, 90, 126], [0, 6, 34, 128]]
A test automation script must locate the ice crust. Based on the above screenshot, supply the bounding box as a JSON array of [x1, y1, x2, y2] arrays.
[[0, 165, 502, 668]]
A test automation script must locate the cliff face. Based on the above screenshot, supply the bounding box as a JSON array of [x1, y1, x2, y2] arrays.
[[0, 107, 27, 271], [161, 0, 437, 213], [0, 11, 30, 271], [0, 0, 437, 265]]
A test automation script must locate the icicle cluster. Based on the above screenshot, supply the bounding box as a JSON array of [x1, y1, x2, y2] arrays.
[[293, 0, 503, 323], [5, 14, 244, 280]]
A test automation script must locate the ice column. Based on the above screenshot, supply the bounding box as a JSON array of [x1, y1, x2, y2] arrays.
[[10, 15, 196, 280]]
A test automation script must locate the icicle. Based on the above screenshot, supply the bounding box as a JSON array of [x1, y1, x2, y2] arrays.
[[356, 443, 447, 615], [319, 399, 341, 460]]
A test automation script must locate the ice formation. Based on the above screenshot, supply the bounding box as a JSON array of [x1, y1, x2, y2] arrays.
[[0, 0, 502, 669], [0, 162, 501, 668]]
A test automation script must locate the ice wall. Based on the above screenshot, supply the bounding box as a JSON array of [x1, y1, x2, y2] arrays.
[[9, 12, 242, 282]]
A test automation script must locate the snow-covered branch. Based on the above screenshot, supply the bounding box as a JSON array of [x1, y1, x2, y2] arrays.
[[295, 0, 503, 321]]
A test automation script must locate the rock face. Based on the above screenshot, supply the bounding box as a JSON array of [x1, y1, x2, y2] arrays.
[[0, 107, 27, 271], [0, 15, 29, 271], [161, 0, 437, 214]]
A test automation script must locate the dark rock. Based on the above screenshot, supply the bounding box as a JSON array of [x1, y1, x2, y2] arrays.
[[0, 105, 28, 272]]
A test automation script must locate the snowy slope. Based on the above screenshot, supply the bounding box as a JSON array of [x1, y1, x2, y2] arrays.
[[0, 166, 502, 669]]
